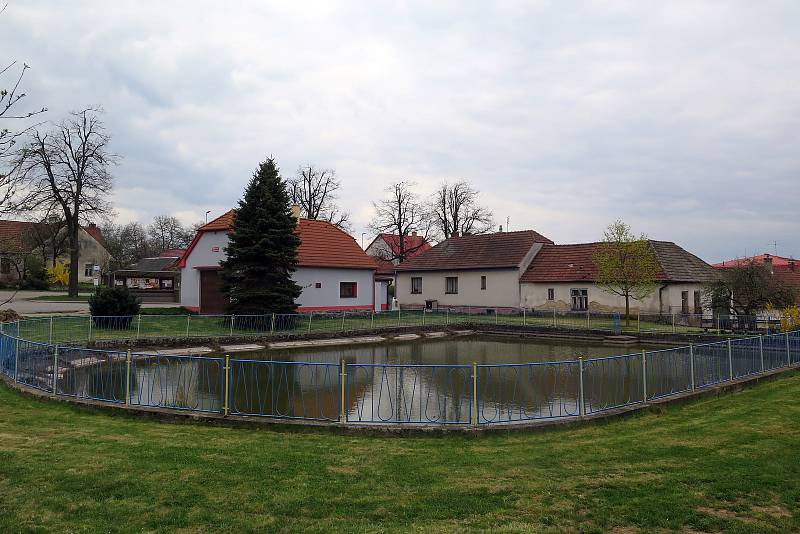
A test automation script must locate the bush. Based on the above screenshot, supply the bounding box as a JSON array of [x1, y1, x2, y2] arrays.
[[21, 257, 49, 290], [89, 287, 141, 329]]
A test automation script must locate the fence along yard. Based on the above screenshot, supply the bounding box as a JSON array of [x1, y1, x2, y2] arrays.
[[1, 315, 799, 427]]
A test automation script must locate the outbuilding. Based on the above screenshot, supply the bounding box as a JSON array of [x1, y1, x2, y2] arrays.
[[178, 210, 378, 314]]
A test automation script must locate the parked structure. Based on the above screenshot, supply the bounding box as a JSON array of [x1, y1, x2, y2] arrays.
[[0, 220, 110, 284], [520, 241, 719, 314], [395, 230, 553, 309], [113, 250, 184, 303], [178, 210, 378, 314]]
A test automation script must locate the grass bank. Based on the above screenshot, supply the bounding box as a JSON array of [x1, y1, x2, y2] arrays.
[[0, 373, 798, 532]]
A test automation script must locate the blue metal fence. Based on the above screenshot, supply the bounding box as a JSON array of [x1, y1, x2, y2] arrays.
[[1, 317, 799, 427]]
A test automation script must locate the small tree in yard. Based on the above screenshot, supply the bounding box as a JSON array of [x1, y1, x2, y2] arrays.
[[221, 157, 301, 315], [593, 220, 660, 325]]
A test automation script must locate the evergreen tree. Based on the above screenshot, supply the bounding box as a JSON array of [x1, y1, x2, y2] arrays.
[[221, 157, 302, 315]]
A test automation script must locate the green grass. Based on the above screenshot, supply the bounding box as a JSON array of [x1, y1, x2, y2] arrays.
[[29, 294, 93, 302], [0, 373, 799, 533]]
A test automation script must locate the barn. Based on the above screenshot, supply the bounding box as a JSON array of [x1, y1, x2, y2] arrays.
[[177, 210, 378, 314]]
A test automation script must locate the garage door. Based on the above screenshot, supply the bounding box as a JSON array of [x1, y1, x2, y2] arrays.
[[200, 270, 227, 314]]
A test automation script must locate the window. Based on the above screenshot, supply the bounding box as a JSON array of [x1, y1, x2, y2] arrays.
[[0, 258, 10, 275], [547, 288, 555, 301], [570, 289, 588, 311], [315, 282, 322, 289], [84, 263, 94, 277], [681, 291, 689, 314], [480, 276, 487, 290], [445, 276, 458, 294], [340, 282, 357, 298], [693, 291, 702, 314], [411, 277, 422, 294]]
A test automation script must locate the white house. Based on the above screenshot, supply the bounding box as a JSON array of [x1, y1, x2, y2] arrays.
[[178, 210, 379, 314]]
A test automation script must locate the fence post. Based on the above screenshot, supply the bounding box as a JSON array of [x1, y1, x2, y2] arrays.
[[578, 357, 585, 417], [52, 345, 59, 397], [787, 332, 792, 367], [270, 313, 275, 334], [397, 307, 401, 327], [553, 307, 556, 327], [759, 335, 764, 372], [370, 310, 374, 329], [672, 313, 676, 334], [586, 310, 590, 330], [641, 350, 648, 402], [49, 316, 54, 344], [88, 316, 93, 342], [136, 314, 141, 339], [637, 312, 640, 333], [186, 315, 191, 338], [689, 343, 695, 391], [495, 308, 498, 325], [446, 308, 449, 326], [340, 359, 347, 423], [308, 312, 313, 333], [727, 338, 734, 381], [223, 355, 230, 416], [471, 361, 478, 426], [14, 336, 19, 383], [230, 315, 235, 337], [341, 311, 346, 331], [125, 349, 131, 405], [523, 307, 526, 327]]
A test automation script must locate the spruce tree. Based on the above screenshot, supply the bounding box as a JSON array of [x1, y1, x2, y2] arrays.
[[221, 157, 302, 315]]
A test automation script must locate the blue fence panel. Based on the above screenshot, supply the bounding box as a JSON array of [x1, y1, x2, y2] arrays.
[[16, 339, 55, 392], [347, 363, 472, 424], [646, 346, 693, 400], [791, 331, 800, 365], [582, 353, 644, 414], [693, 341, 730, 388], [761, 333, 790, 371], [0, 334, 16, 378], [731, 337, 763, 378], [478, 361, 580, 424], [130, 354, 224, 413], [229, 359, 340, 421], [56, 347, 128, 403]]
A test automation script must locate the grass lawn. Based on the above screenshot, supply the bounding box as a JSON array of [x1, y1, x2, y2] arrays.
[[28, 294, 93, 302], [0, 373, 798, 532]]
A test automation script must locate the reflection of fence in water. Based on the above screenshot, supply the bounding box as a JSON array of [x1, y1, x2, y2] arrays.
[[646, 347, 692, 400], [15, 339, 54, 392], [692, 341, 730, 388], [347, 364, 472, 424], [583, 354, 644, 414], [478, 361, 580, 423], [229, 359, 340, 421], [57, 347, 127, 403], [130, 354, 223, 413]]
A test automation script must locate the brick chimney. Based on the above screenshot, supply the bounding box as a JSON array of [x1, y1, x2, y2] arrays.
[[291, 203, 301, 222], [763, 253, 773, 274], [789, 258, 796, 272]]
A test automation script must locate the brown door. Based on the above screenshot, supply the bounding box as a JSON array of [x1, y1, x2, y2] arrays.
[[200, 270, 226, 314]]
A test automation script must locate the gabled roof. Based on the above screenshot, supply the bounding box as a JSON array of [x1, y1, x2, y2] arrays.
[[118, 256, 180, 274], [368, 233, 431, 259], [520, 240, 718, 283], [712, 253, 796, 268], [773, 265, 800, 304], [0, 219, 106, 252], [178, 210, 377, 270], [396, 230, 553, 271]]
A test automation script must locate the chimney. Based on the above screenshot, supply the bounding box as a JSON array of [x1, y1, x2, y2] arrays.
[[451, 231, 459, 238], [411, 231, 417, 237], [763, 253, 773, 274], [291, 203, 301, 222], [790, 259, 796, 272]]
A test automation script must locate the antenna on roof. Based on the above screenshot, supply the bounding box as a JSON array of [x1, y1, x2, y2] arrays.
[[768, 241, 778, 256], [506, 216, 510, 232]]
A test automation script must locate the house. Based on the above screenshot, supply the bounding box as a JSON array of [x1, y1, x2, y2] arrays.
[[178, 209, 379, 314], [112, 250, 184, 303], [394, 230, 553, 309], [520, 241, 719, 314], [0, 219, 110, 284], [713, 253, 800, 305], [365, 232, 432, 311]]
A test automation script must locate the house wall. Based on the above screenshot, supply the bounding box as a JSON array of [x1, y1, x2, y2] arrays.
[[365, 239, 393, 262], [520, 281, 707, 314], [180, 231, 229, 309], [180, 231, 375, 312], [396, 269, 521, 308], [74, 229, 111, 283]]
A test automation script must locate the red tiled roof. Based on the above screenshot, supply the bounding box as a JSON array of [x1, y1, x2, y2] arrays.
[[712, 254, 796, 268], [83, 224, 106, 248], [521, 241, 718, 283], [773, 265, 800, 304], [396, 230, 553, 271], [372, 233, 431, 258], [0, 220, 106, 252], [180, 210, 377, 270]]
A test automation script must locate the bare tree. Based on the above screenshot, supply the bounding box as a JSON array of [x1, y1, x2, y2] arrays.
[[12, 108, 117, 296], [102, 221, 152, 271], [430, 180, 494, 240], [287, 164, 351, 230], [147, 215, 192, 253], [369, 181, 430, 263], [23, 214, 69, 267]]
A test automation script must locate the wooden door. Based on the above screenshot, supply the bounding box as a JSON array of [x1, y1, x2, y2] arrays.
[[200, 270, 226, 314]]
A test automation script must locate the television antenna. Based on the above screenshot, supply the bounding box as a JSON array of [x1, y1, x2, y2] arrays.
[[767, 241, 778, 256]]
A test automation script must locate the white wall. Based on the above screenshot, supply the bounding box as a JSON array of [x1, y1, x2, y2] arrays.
[[396, 269, 521, 308], [180, 231, 229, 309]]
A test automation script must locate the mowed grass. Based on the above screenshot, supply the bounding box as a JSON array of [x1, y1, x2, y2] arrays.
[[0, 373, 799, 533]]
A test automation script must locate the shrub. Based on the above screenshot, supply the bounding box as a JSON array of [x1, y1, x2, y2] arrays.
[[21, 257, 49, 290], [89, 287, 141, 329]]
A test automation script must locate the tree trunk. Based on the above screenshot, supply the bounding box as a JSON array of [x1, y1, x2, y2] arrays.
[[625, 294, 630, 326], [68, 222, 80, 297]]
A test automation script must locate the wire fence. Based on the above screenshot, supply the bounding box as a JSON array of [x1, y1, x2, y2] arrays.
[[0, 318, 798, 427]]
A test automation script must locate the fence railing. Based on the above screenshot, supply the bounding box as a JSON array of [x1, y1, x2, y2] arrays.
[[1, 316, 798, 427], [0, 309, 792, 349]]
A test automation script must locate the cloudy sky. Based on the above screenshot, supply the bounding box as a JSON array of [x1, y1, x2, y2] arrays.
[[2, 1, 798, 262]]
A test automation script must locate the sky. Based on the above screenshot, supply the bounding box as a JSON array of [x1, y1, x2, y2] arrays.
[[2, 1, 798, 262]]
